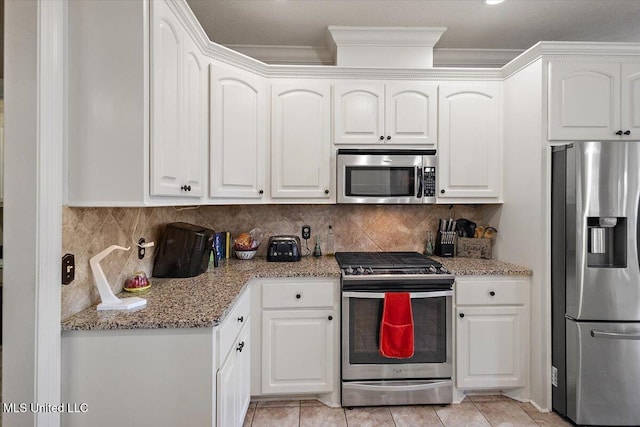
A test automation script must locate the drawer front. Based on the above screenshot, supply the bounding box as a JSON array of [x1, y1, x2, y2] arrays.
[[456, 278, 527, 306], [262, 281, 335, 309], [219, 288, 251, 359]]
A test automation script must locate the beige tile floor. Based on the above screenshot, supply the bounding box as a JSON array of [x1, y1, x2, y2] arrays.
[[244, 395, 573, 427]]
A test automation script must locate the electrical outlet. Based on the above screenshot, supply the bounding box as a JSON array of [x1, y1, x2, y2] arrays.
[[138, 238, 146, 259], [551, 366, 558, 387], [302, 225, 311, 240]]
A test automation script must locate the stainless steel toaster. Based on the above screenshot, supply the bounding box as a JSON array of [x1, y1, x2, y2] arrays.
[[266, 235, 301, 262]]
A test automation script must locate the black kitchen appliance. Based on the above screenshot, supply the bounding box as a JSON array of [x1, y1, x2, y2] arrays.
[[335, 251, 455, 407], [152, 222, 215, 278], [267, 235, 301, 262]]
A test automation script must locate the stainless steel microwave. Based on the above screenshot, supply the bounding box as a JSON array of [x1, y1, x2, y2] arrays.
[[337, 149, 437, 204]]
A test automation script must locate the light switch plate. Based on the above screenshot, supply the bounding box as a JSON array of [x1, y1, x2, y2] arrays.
[[62, 253, 75, 285]]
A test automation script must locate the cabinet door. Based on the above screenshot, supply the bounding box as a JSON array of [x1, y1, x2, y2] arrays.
[[548, 61, 621, 140], [438, 83, 502, 201], [262, 309, 334, 394], [271, 81, 332, 199], [216, 349, 237, 427], [150, 1, 182, 196], [334, 83, 385, 144], [181, 35, 206, 197], [217, 324, 250, 427], [210, 64, 266, 199], [385, 83, 437, 146], [621, 62, 640, 139], [236, 324, 251, 423], [456, 306, 528, 389]]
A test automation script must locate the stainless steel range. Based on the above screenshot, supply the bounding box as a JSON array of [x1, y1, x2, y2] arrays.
[[335, 252, 455, 407]]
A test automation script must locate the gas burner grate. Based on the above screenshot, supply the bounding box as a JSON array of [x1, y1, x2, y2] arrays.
[[335, 251, 441, 269]]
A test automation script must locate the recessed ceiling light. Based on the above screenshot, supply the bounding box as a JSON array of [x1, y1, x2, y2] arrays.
[[484, 0, 505, 5]]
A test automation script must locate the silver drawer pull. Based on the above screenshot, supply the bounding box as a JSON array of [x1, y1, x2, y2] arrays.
[[591, 330, 640, 340]]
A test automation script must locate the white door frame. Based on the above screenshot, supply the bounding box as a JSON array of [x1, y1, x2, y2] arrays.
[[3, 1, 64, 426]]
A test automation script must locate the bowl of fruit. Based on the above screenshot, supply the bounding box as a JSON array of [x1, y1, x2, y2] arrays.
[[234, 229, 262, 260], [124, 271, 151, 292]]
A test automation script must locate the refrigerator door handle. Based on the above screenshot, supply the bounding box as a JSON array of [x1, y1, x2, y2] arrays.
[[591, 330, 640, 341]]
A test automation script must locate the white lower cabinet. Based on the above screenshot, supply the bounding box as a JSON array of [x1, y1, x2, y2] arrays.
[[262, 309, 334, 394], [216, 288, 251, 427], [255, 278, 339, 397], [217, 322, 250, 427], [455, 276, 530, 390]]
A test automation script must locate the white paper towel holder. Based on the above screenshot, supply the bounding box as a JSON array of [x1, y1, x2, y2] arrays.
[[90, 245, 147, 311]]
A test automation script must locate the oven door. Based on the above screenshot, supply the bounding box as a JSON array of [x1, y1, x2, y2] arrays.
[[337, 151, 425, 204], [342, 290, 452, 380]]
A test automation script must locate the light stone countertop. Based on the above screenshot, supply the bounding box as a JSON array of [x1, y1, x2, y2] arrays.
[[434, 256, 533, 276], [61, 254, 530, 331], [61, 256, 341, 331]]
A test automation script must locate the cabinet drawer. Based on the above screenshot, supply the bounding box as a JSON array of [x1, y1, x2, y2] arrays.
[[262, 281, 335, 309], [456, 278, 527, 306], [219, 288, 251, 359]]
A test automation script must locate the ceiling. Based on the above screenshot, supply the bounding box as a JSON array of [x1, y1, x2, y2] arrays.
[[186, 0, 640, 66]]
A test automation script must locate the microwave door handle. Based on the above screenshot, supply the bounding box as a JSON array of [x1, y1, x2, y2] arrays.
[[343, 291, 453, 299], [417, 167, 423, 198]]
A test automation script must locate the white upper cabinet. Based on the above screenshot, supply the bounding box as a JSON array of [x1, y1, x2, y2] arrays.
[[548, 61, 640, 140], [150, 0, 206, 198], [385, 83, 438, 145], [334, 83, 385, 144], [210, 63, 267, 200], [438, 83, 502, 202], [181, 35, 207, 197], [334, 82, 437, 146], [621, 62, 640, 139], [271, 81, 332, 200]]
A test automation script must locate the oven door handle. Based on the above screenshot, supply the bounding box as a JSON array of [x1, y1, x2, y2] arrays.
[[344, 380, 452, 393], [342, 290, 452, 299]]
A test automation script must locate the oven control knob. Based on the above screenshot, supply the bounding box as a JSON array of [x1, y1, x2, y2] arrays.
[[367, 267, 374, 275], [439, 267, 449, 274], [356, 266, 365, 275], [428, 265, 437, 274], [345, 266, 354, 275]]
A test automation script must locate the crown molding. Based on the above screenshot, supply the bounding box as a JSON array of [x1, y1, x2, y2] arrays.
[[502, 41, 640, 78], [225, 44, 334, 66], [327, 26, 447, 47], [434, 48, 523, 68], [170, 1, 640, 81], [225, 44, 525, 69]]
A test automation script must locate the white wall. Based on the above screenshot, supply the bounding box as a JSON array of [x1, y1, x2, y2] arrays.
[[3, 2, 39, 424], [3, 1, 64, 426], [489, 58, 550, 410]]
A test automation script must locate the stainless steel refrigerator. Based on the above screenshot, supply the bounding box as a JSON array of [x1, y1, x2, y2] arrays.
[[552, 141, 640, 426]]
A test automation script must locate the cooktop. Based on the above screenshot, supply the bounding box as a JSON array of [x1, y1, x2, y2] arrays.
[[335, 251, 441, 269]]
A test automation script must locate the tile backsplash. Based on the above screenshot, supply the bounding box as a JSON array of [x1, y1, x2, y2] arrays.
[[62, 204, 485, 320]]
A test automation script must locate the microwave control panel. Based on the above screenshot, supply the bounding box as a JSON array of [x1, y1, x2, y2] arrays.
[[424, 167, 436, 197]]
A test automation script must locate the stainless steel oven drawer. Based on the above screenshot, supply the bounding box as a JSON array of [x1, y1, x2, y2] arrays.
[[342, 379, 452, 407]]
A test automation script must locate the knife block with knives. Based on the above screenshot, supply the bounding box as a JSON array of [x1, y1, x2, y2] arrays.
[[435, 218, 457, 257]]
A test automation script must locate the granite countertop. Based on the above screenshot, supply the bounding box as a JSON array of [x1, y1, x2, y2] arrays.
[[62, 254, 531, 332], [61, 256, 341, 331], [434, 256, 533, 276]]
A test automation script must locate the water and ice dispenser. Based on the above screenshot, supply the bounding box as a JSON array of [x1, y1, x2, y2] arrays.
[[587, 217, 627, 268]]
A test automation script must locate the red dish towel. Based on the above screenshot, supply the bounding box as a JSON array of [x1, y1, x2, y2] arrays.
[[379, 292, 414, 359]]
